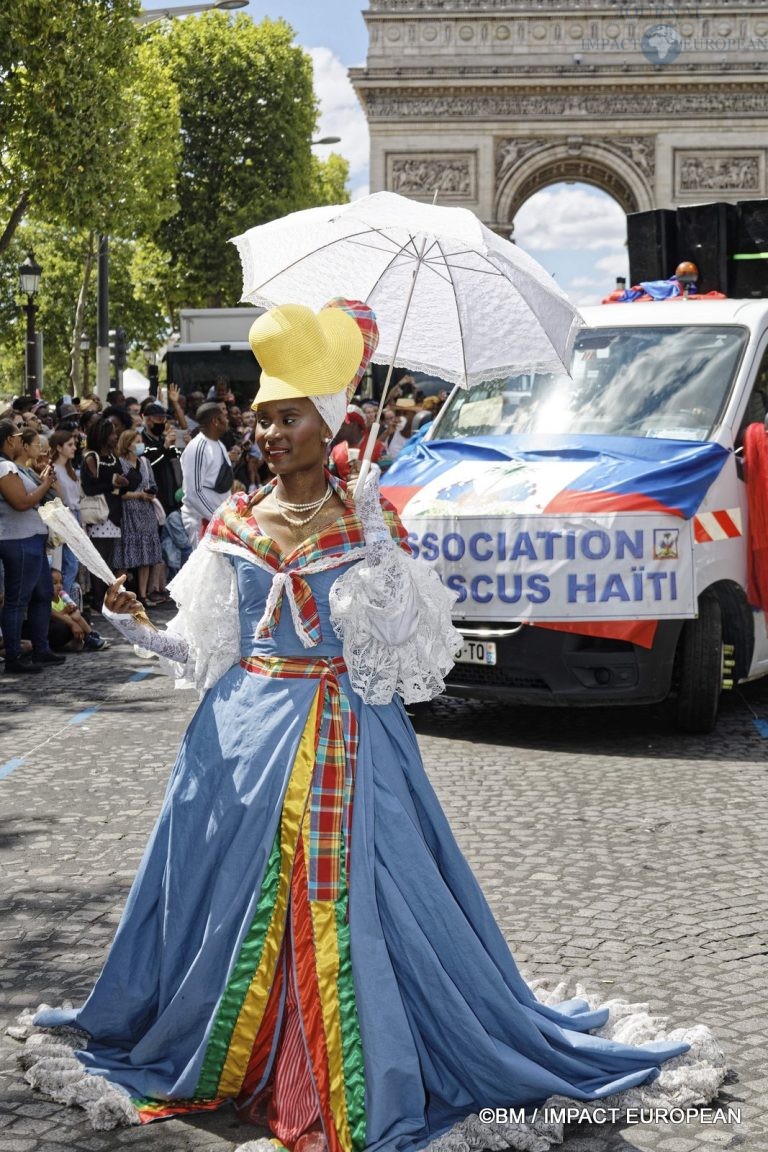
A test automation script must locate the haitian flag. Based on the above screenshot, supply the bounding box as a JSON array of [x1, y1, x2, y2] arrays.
[[382, 435, 730, 647], [382, 434, 729, 519]]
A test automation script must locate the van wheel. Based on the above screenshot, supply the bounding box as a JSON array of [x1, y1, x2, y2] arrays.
[[675, 591, 723, 734]]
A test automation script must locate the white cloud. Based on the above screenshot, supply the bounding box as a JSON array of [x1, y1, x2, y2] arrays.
[[562, 275, 611, 307], [594, 251, 623, 273], [308, 46, 370, 199], [514, 185, 626, 253]]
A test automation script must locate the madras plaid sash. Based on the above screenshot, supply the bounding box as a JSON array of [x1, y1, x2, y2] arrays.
[[240, 655, 357, 902]]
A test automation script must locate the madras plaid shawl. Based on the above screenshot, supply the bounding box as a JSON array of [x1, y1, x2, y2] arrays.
[[206, 476, 409, 647], [240, 655, 356, 902]]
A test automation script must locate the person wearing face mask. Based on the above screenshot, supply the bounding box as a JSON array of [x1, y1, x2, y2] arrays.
[[112, 429, 163, 607], [141, 402, 183, 517]]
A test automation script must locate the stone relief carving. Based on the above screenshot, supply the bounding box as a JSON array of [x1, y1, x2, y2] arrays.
[[676, 152, 761, 193], [363, 87, 768, 120], [367, 0, 768, 10], [512, 158, 640, 214], [495, 137, 549, 179], [494, 134, 655, 182], [608, 136, 656, 178], [368, 0, 716, 9], [388, 153, 476, 198]]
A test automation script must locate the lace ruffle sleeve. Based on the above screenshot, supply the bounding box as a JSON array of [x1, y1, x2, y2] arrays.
[[163, 544, 241, 692], [329, 466, 462, 705], [103, 545, 240, 694]]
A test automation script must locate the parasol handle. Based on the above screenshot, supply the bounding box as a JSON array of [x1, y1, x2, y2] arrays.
[[357, 237, 426, 497], [356, 420, 380, 493]]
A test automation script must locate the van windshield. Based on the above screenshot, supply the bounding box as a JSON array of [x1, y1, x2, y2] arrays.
[[436, 325, 747, 442]]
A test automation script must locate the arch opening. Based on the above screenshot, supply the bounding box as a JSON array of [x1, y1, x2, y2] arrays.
[[513, 182, 629, 307]]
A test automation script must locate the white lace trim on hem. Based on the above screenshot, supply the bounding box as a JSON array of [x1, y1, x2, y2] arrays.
[[8, 979, 726, 1137], [423, 979, 727, 1152], [9, 1006, 140, 1130]]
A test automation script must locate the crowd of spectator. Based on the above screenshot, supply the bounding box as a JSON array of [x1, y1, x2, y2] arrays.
[[0, 373, 447, 675]]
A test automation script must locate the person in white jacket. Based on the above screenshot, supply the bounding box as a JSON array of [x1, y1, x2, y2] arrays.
[[179, 403, 233, 546]]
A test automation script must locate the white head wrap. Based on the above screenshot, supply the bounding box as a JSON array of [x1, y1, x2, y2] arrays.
[[311, 390, 348, 437]]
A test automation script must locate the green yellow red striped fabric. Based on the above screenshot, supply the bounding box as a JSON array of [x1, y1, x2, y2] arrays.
[[134, 656, 366, 1152]]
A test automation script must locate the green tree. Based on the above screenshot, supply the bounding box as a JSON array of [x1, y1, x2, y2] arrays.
[[311, 153, 350, 208], [148, 12, 320, 313], [0, 0, 141, 253], [0, 224, 172, 401], [67, 37, 181, 393]]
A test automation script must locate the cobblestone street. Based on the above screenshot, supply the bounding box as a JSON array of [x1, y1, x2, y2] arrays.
[[1, 613, 765, 1152]]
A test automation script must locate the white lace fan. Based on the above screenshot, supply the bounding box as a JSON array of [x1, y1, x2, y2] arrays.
[[38, 498, 153, 628]]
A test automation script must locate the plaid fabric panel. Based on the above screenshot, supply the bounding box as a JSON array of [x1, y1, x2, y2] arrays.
[[240, 655, 356, 902], [320, 299, 380, 399], [239, 655, 347, 680], [308, 680, 356, 902], [208, 475, 410, 645]]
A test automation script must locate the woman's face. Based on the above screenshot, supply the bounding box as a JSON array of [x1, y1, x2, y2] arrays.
[[58, 437, 76, 461], [106, 427, 118, 453], [254, 398, 327, 476], [27, 435, 48, 466], [2, 430, 23, 460]]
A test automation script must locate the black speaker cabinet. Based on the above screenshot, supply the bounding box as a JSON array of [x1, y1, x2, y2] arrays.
[[675, 202, 736, 295], [731, 199, 768, 299], [627, 209, 679, 286]]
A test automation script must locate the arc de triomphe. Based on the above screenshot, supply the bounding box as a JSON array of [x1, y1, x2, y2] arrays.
[[351, 0, 768, 234]]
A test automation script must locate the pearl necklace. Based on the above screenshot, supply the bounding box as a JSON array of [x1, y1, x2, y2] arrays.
[[275, 484, 334, 527]]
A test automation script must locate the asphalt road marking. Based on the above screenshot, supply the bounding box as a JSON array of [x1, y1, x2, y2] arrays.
[[0, 757, 26, 781], [0, 665, 158, 782]]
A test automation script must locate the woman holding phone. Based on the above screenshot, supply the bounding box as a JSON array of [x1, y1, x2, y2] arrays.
[[0, 419, 65, 674]]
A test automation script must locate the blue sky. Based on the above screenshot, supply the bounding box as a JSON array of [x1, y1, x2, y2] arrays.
[[143, 1, 628, 306], [243, 0, 368, 65]]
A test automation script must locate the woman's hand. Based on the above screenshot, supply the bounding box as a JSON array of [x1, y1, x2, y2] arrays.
[[112, 473, 130, 488], [104, 575, 144, 617]]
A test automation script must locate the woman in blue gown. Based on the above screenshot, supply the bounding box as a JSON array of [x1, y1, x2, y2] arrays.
[[22, 301, 724, 1149]]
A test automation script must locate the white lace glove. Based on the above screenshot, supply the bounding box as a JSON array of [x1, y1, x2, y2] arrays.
[[102, 605, 190, 663], [329, 467, 462, 704]]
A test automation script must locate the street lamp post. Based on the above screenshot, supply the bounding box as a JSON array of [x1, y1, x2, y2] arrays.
[[80, 333, 91, 397], [18, 252, 42, 398], [96, 234, 110, 400], [135, 0, 247, 24]]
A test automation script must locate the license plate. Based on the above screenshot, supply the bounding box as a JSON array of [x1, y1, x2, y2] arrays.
[[456, 639, 497, 666]]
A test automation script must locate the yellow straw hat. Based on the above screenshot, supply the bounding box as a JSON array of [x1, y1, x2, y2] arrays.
[[249, 303, 364, 408]]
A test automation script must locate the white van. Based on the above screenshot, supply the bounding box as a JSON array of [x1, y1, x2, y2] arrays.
[[382, 299, 768, 732]]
